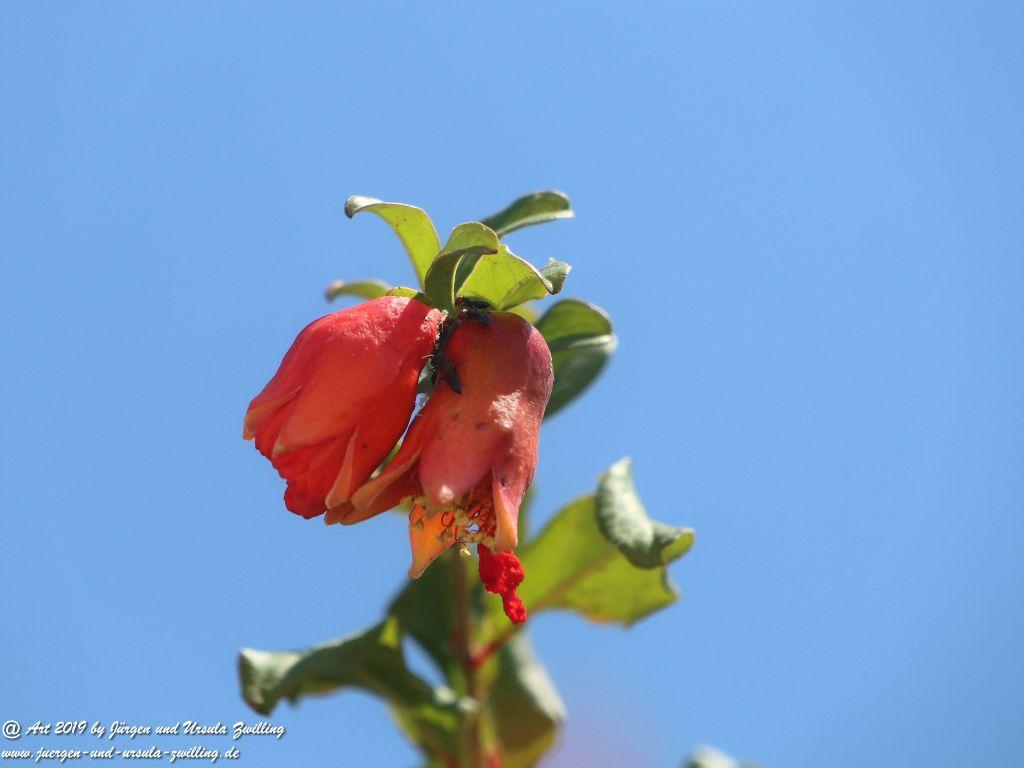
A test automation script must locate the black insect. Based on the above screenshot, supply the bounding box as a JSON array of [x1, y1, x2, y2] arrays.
[[429, 349, 462, 394], [456, 296, 492, 326], [428, 312, 462, 394], [426, 298, 492, 395]]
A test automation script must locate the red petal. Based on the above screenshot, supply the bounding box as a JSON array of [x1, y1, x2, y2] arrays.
[[243, 297, 441, 519]]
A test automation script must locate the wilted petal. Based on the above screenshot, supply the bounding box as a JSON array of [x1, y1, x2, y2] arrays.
[[415, 394, 511, 511], [243, 297, 441, 518], [489, 450, 535, 552], [408, 507, 462, 578]]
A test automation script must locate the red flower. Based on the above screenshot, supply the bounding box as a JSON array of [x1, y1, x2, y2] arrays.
[[344, 312, 553, 624], [243, 296, 442, 519]]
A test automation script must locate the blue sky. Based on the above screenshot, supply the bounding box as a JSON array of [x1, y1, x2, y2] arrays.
[[2, 2, 1023, 766]]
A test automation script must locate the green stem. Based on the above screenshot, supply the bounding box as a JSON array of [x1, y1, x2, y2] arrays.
[[451, 552, 482, 767]]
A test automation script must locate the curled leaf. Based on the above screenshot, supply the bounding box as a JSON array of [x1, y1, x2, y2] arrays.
[[480, 459, 694, 636], [345, 196, 441, 287], [238, 618, 471, 762], [536, 298, 616, 417], [325, 279, 390, 303], [481, 191, 575, 237], [459, 247, 570, 310]]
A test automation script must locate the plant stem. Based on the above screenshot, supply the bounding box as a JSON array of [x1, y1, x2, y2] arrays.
[[451, 552, 482, 767]]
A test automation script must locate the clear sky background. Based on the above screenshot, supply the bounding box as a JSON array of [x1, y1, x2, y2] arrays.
[[3, 3, 1023, 767]]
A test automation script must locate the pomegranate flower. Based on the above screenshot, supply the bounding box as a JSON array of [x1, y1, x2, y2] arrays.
[[243, 296, 442, 519], [344, 311, 553, 624]]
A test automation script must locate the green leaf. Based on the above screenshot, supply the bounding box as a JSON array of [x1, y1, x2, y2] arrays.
[[458, 246, 570, 311], [597, 459, 692, 568], [423, 244, 498, 313], [536, 299, 617, 417], [538, 261, 571, 294], [238, 618, 469, 761], [345, 196, 441, 287], [388, 553, 459, 682], [444, 222, 500, 253], [442, 223, 501, 293], [481, 460, 693, 634], [385, 285, 431, 303], [481, 191, 574, 237], [483, 634, 565, 768], [324, 278, 390, 303], [507, 303, 540, 325]]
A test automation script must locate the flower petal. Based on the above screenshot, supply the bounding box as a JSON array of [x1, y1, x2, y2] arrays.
[[272, 431, 353, 518], [408, 508, 461, 578], [323, 501, 355, 525], [415, 389, 511, 511], [244, 297, 442, 521], [273, 299, 437, 453], [243, 388, 300, 441], [348, 418, 427, 521]]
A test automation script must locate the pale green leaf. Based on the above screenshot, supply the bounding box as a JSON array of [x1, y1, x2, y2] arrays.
[[508, 303, 540, 324], [686, 746, 760, 768], [458, 247, 569, 310], [345, 196, 441, 286], [536, 299, 617, 417], [443, 222, 501, 292], [481, 191, 574, 237], [388, 553, 460, 682], [538, 261, 571, 294], [386, 285, 430, 302], [484, 634, 565, 768], [325, 279, 389, 303], [423, 244, 497, 312], [238, 618, 469, 761], [444, 222, 500, 253], [480, 461, 693, 635], [597, 459, 692, 568]]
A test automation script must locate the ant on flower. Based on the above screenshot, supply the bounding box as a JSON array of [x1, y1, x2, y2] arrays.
[[455, 295, 491, 325], [428, 296, 492, 394]]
